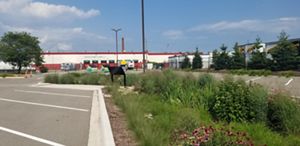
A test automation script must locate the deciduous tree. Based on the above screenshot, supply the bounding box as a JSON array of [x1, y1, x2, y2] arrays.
[[0, 32, 44, 73]]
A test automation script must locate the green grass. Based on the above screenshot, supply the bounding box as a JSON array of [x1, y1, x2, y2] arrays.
[[108, 85, 211, 146], [107, 84, 300, 146], [0, 73, 16, 78], [106, 70, 300, 146], [44, 72, 111, 85]]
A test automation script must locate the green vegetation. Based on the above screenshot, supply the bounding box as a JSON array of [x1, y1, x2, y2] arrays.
[[44, 72, 110, 85], [248, 37, 269, 70], [39, 65, 48, 73], [230, 69, 272, 76], [0, 32, 44, 73], [269, 31, 299, 71], [192, 48, 203, 69], [267, 93, 300, 135], [231, 42, 245, 69], [212, 44, 231, 70], [211, 31, 299, 72], [181, 55, 191, 69], [107, 70, 300, 145], [0, 73, 16, 78], [45, 70, 300, 145]]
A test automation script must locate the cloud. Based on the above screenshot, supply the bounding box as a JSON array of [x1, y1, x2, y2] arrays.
[[0, 0, 100, 21], [189, 17, 300, 33], [0, 23, 109, 51], [22, 2, 99, 19], [0, 0, 107, 51], [56, 43, 73, 51], [162, 17, 300, 41], [162, 30, 184, 40]]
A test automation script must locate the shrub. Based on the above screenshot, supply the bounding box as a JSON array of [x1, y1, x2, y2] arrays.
[[198, 73, 215, 88], [39, 65, 48, 73], [208, 77, 269, 123], [1, 73, 7, 78], [59, 73, 77, 84], [69, 72, 82, 78], [44, 74, 59, 83], [126, 73, 140, 87], [79, 73, 101, 85], [209, 77, 252, 122], [267, 93, 300, 135], [248, 85, 268, 122], [279, 71, 295, 77]]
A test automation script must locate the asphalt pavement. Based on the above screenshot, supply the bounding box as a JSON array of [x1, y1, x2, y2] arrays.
[[0, 75, 93, 146]]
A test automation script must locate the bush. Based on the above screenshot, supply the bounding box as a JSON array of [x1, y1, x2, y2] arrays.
[[0, 73, 15, 78], [107, 72, 300, 145], [44, 74, 59, 83], [44, 72, 110, 85], [198, 73, 215, 88], [39, 65, 48, 73], [279, 71, 295, 77], [126, 74, 140, 87], [248, 85, 268, 122], [209, 77, 251, 122], [208, 77, 269, 123], [79, 73, 102, 85], [59, 73, 76, 84], [267, 93, 300, 135]]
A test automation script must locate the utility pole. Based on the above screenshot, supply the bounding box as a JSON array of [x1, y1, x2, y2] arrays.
[[112, 28, 122, 66], [141, 0, 146, 72]]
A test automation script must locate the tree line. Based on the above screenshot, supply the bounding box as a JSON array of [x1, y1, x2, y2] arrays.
[[213, 31, 299, 71], [181, 48, 203, 70]]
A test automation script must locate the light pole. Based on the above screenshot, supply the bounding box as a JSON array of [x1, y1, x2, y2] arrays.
[[112, 28, 122, 66], [141, 0, 146, 73]]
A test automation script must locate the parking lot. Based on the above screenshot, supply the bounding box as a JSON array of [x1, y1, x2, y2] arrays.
[[0, 76, 93, 146]]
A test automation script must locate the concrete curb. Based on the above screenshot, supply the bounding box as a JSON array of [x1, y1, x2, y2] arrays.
[[31, 83, 115, 146]]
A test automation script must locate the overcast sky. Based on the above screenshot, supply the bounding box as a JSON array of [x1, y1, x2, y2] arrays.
[[0, 0, 299, 53]]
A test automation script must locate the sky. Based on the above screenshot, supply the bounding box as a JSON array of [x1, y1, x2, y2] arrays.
[[0, 0, 300, 53]]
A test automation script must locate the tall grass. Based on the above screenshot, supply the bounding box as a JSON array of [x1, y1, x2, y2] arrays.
[[267, 93, 300, 135], [108, 85, 211, 146], [44, 73, 110, 85], [107, 81, 300, 146]]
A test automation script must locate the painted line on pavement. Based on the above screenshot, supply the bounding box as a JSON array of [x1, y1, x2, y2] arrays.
[[0, 126, 65, 146], [0, 98, 89, 112], [285, 78, 293, 86], [246, 77, 262, 83], [14, 89, 90, 98]]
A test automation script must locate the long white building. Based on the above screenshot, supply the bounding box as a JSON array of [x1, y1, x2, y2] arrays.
[[42, 51, 182, 70]]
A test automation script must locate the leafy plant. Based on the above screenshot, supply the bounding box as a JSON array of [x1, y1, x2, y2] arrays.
[[59, 73, 76, 84], [267, 93, 300, 135], [44, 74, 59, 83]]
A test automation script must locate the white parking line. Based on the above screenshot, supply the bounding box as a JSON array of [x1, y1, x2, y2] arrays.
[[0, 98, 89, 112], [246, 77, 262, 83], [285, 78, 294, 86], [14, 90, 90, 98], [0, 126, 65, 146]]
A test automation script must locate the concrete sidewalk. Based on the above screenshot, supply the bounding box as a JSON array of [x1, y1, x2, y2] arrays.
[[33, 83, 115, 146]]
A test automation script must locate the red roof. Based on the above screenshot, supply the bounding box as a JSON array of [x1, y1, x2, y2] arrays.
[[42, 51, 182, 55]]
